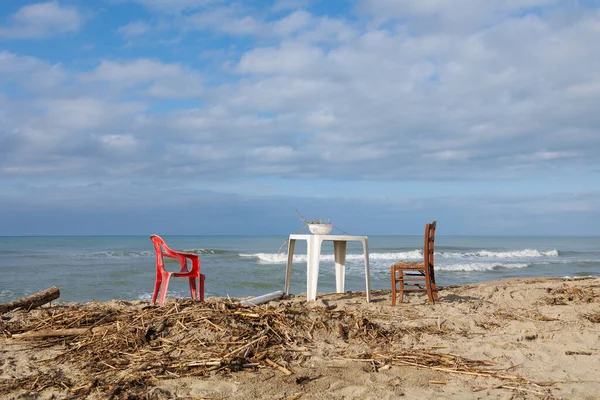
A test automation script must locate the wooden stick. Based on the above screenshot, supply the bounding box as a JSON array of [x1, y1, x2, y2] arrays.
[[223, 335, 266, 358], [0, 287, 60, 313], [500, 386, 546, 396], [11, 326, 109, 339], [394, 359, 522, 380], [266, 358, 293, 375]]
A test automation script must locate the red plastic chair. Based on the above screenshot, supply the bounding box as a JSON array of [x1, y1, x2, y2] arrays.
[[150, 235, 205, 306]]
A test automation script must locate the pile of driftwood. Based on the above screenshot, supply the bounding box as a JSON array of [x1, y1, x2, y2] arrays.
[[2, 293, 528, 399]]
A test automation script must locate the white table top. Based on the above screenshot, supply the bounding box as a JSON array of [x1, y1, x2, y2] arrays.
[[289, 234, 367, 241]]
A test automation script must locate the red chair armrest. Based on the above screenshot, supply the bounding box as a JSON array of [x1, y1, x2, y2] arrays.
[[163, 251, 200, 274]]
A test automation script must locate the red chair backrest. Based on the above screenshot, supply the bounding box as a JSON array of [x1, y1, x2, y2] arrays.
[[150, 234, 199, 274]]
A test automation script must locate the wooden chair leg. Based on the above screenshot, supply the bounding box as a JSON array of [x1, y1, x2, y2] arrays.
[[425, 283, 434, 303], [391, 267, 397, 306], [431, 281, 439, 302], [399, 273, 405, 303], [425, 277, 437, 304]]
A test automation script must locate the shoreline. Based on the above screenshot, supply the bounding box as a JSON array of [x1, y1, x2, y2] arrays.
[[2, 276, 600, 399]]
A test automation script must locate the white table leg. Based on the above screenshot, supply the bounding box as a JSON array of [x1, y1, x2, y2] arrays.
[[306, 235, 322, 301], [333, 241, 347, 293], [362, 238, 371, 303], [285, 239, 296, 295]]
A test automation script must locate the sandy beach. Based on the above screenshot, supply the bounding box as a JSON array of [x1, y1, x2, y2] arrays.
[[1, 277, 599, 399]]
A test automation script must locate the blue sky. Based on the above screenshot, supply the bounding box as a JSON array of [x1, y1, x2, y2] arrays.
[[1, 0, 599, 236]]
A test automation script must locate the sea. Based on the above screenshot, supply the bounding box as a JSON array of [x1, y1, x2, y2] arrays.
[[1, 235, 599, 304]]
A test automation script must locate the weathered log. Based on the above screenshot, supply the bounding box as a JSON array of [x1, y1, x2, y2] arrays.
[[0, 286, 60, 313]]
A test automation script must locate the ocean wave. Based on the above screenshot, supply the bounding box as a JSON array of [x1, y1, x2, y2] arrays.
[[241, 248, 558, 264], [0, 290, 14, 299], [438, 262, 530, 272], [241, 252, 399, 264], [439, 249, 559, 259], [72, 251, 154, 259], [241, 253, 288, 263], [72, 248, 232, 258], [369, 251, 423, 260], [181, 249, 233, 255]]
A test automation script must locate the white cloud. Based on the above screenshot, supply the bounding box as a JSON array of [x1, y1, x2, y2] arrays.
[[96, 134, 139, 152], [185, 6, 262, 35], [82, 59, 204, 98], [0, 51, 67, 92], [272, 10, 312, 35], [130, 0, 219, 14], [38, 97, 146, 131], [0, 1, 83, 39], [357, 0, 560, 31], [272, 0, 311, 12], [117, 21, 151, 36], [236, 42, 325, 75]]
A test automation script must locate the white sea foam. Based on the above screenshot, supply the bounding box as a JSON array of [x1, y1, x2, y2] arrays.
[[182, 249, 229, 254], [369, 251, 423, 260], [438, 249, 558, 259], [437, 263, 530, 272], [138, 292, 152, 301], [241, 251, 423, 264], [73, 250, 154, 259], [241, 248, 557, 264], [241, 253, 288, 263], [0, 290, 14, 299]]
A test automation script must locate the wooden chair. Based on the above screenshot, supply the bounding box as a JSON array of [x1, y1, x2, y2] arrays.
[[391, 221, 438, 305]]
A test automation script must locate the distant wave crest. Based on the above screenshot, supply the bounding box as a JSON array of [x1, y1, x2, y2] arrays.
[[73, 251, 154, 259], [73, 248, 232, 259], [439, 249, 559, 259], [438, 263, 530, 272], [181, 249, 233, 255], [242, 248, 558, 264], [242, 252, 424, 264]]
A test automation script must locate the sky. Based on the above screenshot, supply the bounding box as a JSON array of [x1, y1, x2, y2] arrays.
[[0, 0, 599, 236]]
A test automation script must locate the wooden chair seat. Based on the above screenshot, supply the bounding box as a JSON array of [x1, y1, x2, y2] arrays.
[[391, 221, 438, 305], [392, 261, 423, 269]]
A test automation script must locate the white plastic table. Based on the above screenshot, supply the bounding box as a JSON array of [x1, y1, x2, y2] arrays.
[[284, 234, 371, 302]]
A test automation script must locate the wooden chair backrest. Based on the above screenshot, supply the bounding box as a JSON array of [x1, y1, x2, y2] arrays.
[[423, 221, 436, 273]]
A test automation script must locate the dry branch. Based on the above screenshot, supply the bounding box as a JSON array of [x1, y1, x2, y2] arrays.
[[0, 287, 60, 313], [266, 358, 293, 375], [11, 326, 110, 339]]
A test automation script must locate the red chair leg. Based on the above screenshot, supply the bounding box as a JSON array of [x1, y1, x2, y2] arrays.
[[158, 272, 172, 306], [199, 274, 205, 301], [152, 278, 162, 304], [188, 277, 197, 300]]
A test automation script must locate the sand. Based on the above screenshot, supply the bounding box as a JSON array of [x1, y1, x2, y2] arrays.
[[1, 277, 600, 399]]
